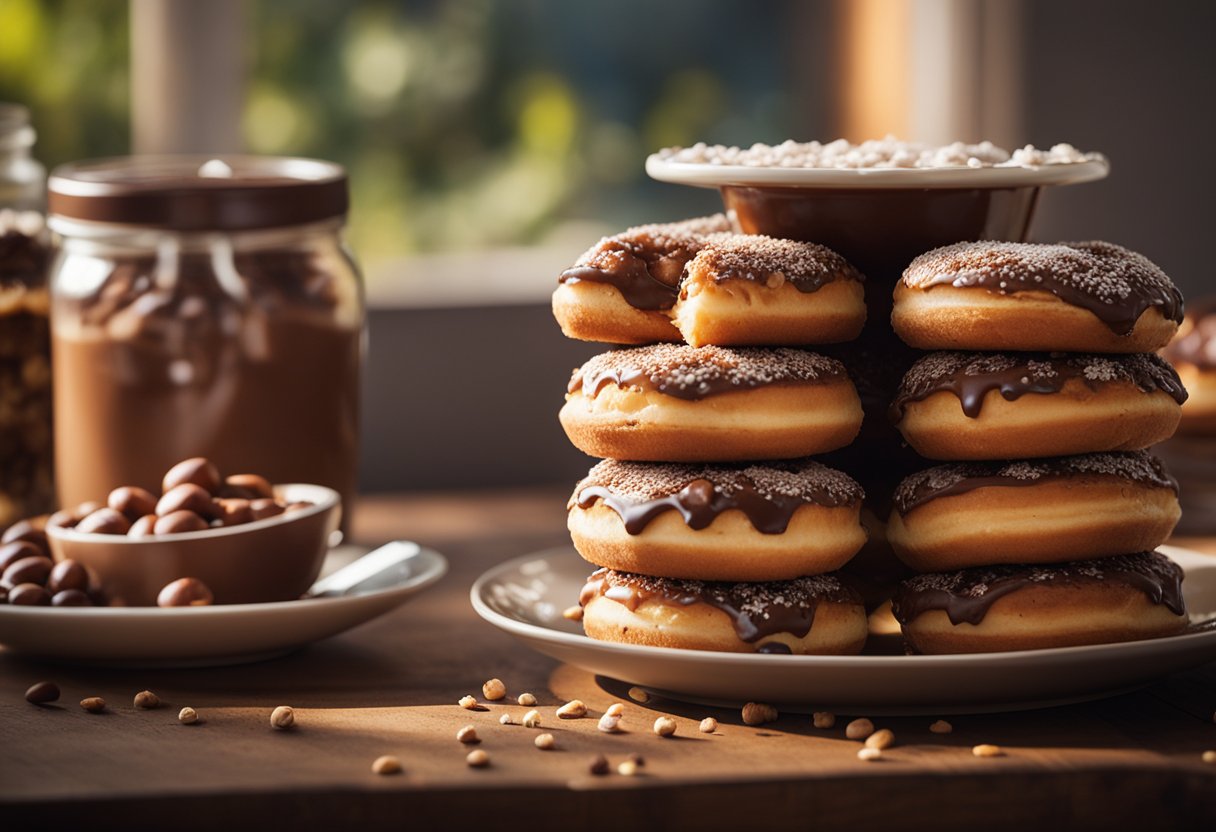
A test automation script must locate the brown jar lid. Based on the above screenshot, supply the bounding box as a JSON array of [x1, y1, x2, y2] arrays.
[[48, 155, 348, 231]]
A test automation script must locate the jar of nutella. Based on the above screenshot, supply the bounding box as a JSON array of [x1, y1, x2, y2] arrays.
[[47, 156, 363, 530], [0, 103, 53, 527]]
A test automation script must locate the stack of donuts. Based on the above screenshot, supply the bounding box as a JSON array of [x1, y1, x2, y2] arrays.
[[553, 216, 877, 654], [886, 241, 1191, 653]]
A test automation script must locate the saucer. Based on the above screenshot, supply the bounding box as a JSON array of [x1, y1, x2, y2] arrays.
[[0, 542, 447, 667], [471, 545, 1216, 715]]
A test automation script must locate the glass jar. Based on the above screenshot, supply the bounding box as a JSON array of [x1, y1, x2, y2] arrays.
[[0, 103, 53, 528], [47, 156, 363, 531]]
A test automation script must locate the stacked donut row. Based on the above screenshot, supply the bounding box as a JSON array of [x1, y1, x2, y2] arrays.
[[884, 241, 1191, 653], [556, 217, 878, 654]]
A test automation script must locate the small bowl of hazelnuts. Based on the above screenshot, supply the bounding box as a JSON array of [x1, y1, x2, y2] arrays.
[[45, 457, 341, 607]]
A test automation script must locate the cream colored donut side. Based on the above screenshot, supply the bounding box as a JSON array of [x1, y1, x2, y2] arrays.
[[891, 283, 1178, 353], [887, 479, 1180, 571], [560, 380, 863, 462], [581, 593, 868, 654], [894, 380, 1182, 459], [569, 500, 866, 581]]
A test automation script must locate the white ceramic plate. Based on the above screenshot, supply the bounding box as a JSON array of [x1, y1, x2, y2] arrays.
[[471, 546, 1216, 715], [0, 542, 447, 667], [645, 153, 1110, 190]]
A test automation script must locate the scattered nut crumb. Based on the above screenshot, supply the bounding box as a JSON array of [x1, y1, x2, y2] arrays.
[[456, 725, 480, 744], [556, 699, 587, 719], [699, 717, 718, 733], [372, 755, 402, 775], [589, 754, 610, 775], [972, 744, 1004, 758], [517, 692, 537, 706], [466, 749, 490, 768], [178, 707, 199, 725], [628, 686, 650, 703], [482, 678, 506, 701], [598, 714, 622, 733], [606, 703, 625, 718], [857, 747, 883, 762], [618, 760, 639, 776], [845, 718, 875, 740], [653, 716, 677, 737], [812, 712, 835, 729], [24, 681, 59, 705], [866, 729, 895, 750], [458, 695, 484, 711], [534, 732, 556, 750], [1201, 750, 1215, 765], [270, 705, 294, 730], [742, 702, 778, 726], [134, 690, 160, 710], [80, 697, 106, 714], [523, 709, 542, 728], [499, 713, 513, 726], [930, 719, 953, 734], [562, 605, 584, 621]]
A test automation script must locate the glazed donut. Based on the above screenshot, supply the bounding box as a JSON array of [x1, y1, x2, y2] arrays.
[[568, 459, 865, 581], [890, 351, 1186, 459], [579, 567, 867, 654], [553, 216, 867, 347], [1163, 298, 1216, 434], [561, 344, 862, 461], [553, 215, 730, 345], [892, 241, 1183, 353], [887, 452, 1180, 571], [892, 551, 1188, 654], [672, 234, 865, 347]]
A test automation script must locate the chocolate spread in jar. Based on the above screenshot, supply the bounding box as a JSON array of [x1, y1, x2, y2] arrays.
[[51, 244, 361, 518]]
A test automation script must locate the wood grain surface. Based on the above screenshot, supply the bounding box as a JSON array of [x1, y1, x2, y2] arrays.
[[1, 490, 1214, 832]]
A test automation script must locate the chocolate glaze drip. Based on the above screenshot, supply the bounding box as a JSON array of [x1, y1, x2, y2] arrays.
[[891, 551, 1186, 627], [1164, 298, 1216, 371], [890, 352, 1187, 421], [559, 263, 678, 311], [580, 567, 861, 643], [893, 452, 1179, 514]]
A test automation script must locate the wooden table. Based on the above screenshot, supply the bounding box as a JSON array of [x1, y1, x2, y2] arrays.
[[3, 489, 1215, 831]]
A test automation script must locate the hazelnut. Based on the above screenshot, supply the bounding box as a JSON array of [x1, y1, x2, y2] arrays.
[[522, 709, 542, 728], [605, 703, 625, 718], [845, 718, 875, 741], [107, 486, 158, 521], [699, 717, 718, 733], [534, 732, 556, 750], [865, 729, 895, 750], [516, 692, 537, 707], [157, 577, 214, 607], [24, 681, 59, 704], [812, 712, 836, 729], [156, 484, 216, 520], [372, 755, 402, 775], [929, 719, 953, 734], [482, 678, 506, 701], [588, 754, 610, 776], [597, 714, 621, 733], [556, 699, 587, 719], [75, 507, 131, 535], [225, 474, 274, 499], [465, 749, 489, 768], [653, 716, 677, 737], [741, 702, 778, 726], [153, 510, 209, 536], [163, 457, 222, 496], [270, 705, 295, 730], [134, 690, 161, 709], [178, 706, 199, 724], [47, 559, 88, 594], [857, 747, 883, 762], [80, 697, 106, 713], [456, 725, 480, 744], [972, 744, 1004, 758]]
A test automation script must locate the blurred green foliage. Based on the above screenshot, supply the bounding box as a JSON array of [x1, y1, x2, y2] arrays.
[[1, 0, 815, 273]]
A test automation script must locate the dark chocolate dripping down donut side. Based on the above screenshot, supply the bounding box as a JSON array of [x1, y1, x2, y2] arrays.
[[891, 551, 1187, 627], [579, 568, 861, 643], [889, 353, 1188, 421], [577, 474, 855, 535], [893, 452, 1180, 515], [559, 262, 679, 311]]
